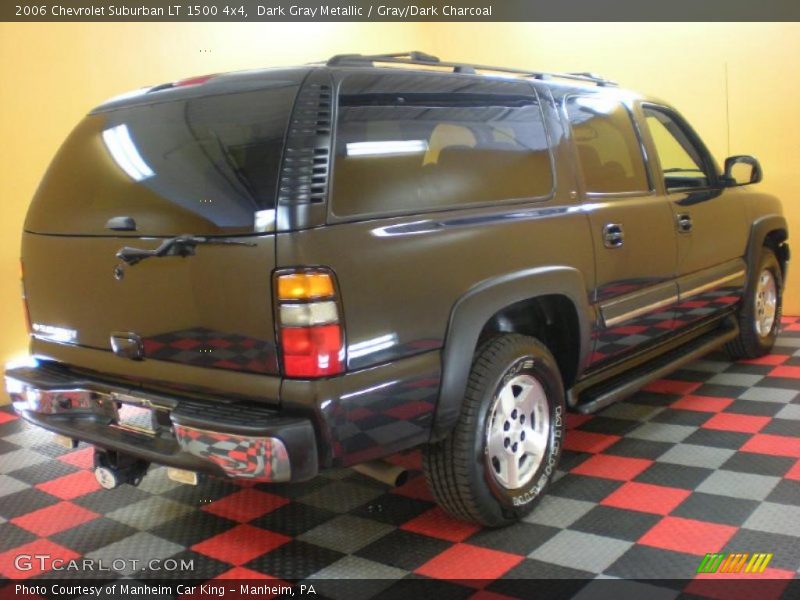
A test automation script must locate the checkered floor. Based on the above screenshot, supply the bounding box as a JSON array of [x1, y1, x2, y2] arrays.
[[1, 319, 800, 595]]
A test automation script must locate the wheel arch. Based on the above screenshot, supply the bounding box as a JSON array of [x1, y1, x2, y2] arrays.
[[432, 266, 594, 441], [746, 215, 789, 287]]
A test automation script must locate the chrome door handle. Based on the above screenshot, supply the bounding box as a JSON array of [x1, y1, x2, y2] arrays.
[[603, 223, 624, 249], [677, 213, 693, 233]]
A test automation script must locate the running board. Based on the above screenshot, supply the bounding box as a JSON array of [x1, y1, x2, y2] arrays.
[[572, 320, 740, 414]]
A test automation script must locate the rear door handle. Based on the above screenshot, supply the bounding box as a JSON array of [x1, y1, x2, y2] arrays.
[[677, 213, 693, 233], [602, 223, 624, 249]]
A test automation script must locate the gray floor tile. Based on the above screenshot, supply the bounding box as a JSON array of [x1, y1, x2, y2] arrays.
[[106, 496, 193, 530], [696, 470, 780, 501], [86, 532, 184, 576], [298, 515, 394, 554], [0, 449, 49, 474], [708, 373, 764, 388], [739, 387, 798, 404], [529, 530, 632, 574], [775, 404, 800, 421], [627, 422, 696, 444], [0, 474, 30, 498], [307, 556, 407, 600], [656, 444, 735, 469], [743, 502, 800, 537], [523, 495, 595, 528]]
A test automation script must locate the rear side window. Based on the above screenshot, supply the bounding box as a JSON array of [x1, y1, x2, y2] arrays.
[[25, 82, 298, 236], [331, 73, 553, 217], [566, 96, 649, 194]]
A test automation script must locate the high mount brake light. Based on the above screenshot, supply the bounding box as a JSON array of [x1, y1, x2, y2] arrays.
[[275, 270, 344, 378]]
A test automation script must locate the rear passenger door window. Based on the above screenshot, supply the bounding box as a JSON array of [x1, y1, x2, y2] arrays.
[[565, 96, 650, 194], [331, 73, 553, 217]]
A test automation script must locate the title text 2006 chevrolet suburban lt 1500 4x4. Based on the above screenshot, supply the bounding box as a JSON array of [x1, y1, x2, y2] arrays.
[[6, 52, 789, 526]]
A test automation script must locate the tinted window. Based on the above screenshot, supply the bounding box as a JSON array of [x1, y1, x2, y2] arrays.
[[331, 73, 553, 217], [25, 82, 298, 236], [566, 96, 649, 194], [643, 107, 710, 190]]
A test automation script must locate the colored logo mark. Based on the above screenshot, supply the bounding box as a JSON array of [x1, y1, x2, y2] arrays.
[[697, 552, 773, 574]]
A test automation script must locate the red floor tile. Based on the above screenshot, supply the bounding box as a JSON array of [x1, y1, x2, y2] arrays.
[[786, 459, 800, 481], [702, 413, 771, 434], [57, 446, 94, 470], [36, 470, 100, 500], [566, 413, 593, 430], [739, 354, 790, 366], [638, 516, 737, 555], [768, 365, 800, 379], [0, 411, 17, 425], [470, 591, 519, 600], [601, 481, 692, 515], [741, 434, 800, 458], [215, 566, 274, 579], [671, 395, 733, 413], [202, 488, 289, 522], [11, 501, 99, 537], [392, 474, 435, 502], [643, 379, 702, 395], [191, 525, 290, 565], [401, 507, 481, 542], [564, 430, 621, 454], [415, 543, 523, 586], [0, 539, 80, 579], [571, 454, 653, 481]]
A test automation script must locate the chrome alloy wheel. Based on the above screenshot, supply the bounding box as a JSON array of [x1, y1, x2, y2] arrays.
[[485, 373, 550, 490], [754, 268, 777, 337]]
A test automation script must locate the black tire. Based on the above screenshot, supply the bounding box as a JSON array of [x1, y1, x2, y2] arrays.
[[422, 334, 566, 527], [727, 246, 783, 359]]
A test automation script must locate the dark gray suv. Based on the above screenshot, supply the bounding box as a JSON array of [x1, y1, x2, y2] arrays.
[[6, 52, 788, 525]]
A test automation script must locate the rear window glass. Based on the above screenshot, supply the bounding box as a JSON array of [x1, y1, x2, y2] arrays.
[[331, 73, 553, 217], [565, 96, 650, 194], [25, 82, 298, 236]]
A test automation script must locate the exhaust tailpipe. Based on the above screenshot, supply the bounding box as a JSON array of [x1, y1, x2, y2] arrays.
[[352, 460, 409, 488]]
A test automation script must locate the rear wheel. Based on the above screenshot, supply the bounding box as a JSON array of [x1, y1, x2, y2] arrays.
[[423, 334, 565, 527], [727, 246, 783, 359]]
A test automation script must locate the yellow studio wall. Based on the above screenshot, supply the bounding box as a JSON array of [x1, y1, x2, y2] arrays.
[[0, 22, 798, 405]]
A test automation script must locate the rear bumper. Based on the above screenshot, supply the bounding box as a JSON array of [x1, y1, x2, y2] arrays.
[[4, 361, 318, 482]]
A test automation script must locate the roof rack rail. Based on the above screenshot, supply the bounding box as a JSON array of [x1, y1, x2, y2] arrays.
[[324, 52, 617, 87]]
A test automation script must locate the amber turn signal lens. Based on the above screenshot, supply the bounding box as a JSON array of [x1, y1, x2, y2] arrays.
[[277, 272, 335, 300]]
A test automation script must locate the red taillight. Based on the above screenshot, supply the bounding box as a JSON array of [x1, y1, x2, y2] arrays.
[[281, 325, 343, 378], [275, 269, 345, 378]]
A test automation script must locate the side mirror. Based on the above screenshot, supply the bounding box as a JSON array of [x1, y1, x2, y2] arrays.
[[723, 155, 763, 186]]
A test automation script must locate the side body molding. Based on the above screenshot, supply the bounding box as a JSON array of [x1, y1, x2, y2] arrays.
[[432, 266, 594, 440]]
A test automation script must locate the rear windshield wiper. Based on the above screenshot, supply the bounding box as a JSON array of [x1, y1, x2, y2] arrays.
[[116, 235, 256, 267]]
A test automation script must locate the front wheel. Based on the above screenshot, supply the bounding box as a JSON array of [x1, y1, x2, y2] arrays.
[[423, 334, 565, 527], [727, 246, 783, 359]]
